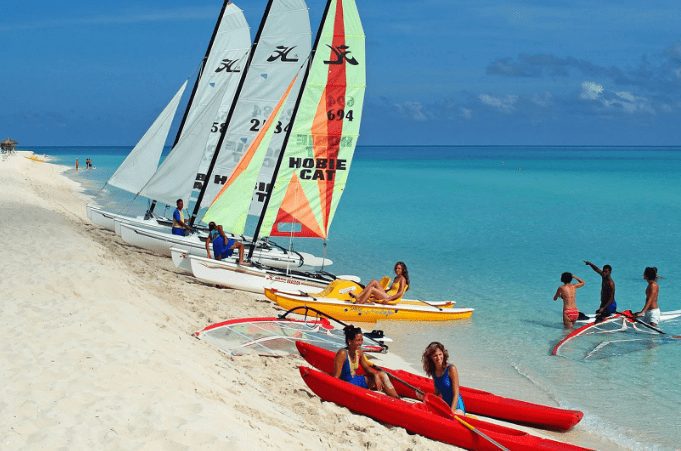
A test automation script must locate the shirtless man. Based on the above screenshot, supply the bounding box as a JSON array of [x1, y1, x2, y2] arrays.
[[636, 266, 660, 326], [584, 260, 616, 322], [553, 272, 585, 328]]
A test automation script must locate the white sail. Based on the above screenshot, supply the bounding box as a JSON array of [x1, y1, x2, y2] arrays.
[[199, 0, 312, 216], [138, 82, 231, 206], [183, 3, 252, 133], [107, 81, 187, 194]]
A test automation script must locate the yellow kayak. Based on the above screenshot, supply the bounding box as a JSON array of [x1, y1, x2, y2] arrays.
[[25, 155, 47, 163], [264, 280, 474, 323]]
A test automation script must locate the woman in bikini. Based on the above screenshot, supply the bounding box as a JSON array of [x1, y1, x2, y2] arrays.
[[553, 272, 585, 328], [332, 325, 399, 398], [350, 261, 409, 304], [421, 342, 465, 415]]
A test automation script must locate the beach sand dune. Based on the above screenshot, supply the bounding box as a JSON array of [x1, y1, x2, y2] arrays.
[[1, 153, 452, 450]]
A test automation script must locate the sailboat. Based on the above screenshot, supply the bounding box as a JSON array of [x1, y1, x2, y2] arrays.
[[176, 0, 366, 293], [87, 1, 250, 231], [86, 80, 187, 231], [115, 0, 335, 270]]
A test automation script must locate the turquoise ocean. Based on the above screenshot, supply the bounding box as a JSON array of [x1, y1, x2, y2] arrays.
[[42, 145, 681, 449]]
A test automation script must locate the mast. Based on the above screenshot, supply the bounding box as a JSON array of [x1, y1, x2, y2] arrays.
[[147, 0, 232, 218], [172, 0, 232, 148], [248, 0, 334, 259], [188, 0, 275, 227]]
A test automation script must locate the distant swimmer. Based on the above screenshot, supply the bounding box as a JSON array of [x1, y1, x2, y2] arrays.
[[420, 341, 465, 415], [636, 266, 660, 326], [553, 272, 585, 328], [333, 325, 399, 398], [350, 261, 409, 304], [584, 260, 616, 322], [171, 199, 192, 236], [205, 222, 246, 265]]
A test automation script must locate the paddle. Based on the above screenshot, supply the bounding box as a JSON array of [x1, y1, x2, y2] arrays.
[[371, 365, 424, 396], [454, 413, 510, 451], [421, 394, 508, 451], [618, 310, 666, 335], [415, 299, 443, 311]]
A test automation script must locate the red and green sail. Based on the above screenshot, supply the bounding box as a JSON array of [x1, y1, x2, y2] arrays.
[[259, 0, 365, 239]]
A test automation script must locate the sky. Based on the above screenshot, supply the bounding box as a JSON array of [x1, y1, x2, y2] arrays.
[[2, 0, 681, 146]]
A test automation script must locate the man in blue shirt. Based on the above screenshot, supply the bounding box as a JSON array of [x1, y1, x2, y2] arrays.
[[172, 199, 192, 236]]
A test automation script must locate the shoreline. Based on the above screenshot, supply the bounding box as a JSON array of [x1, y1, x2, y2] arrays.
[[1, 151, 612, 449], [0, 151, 455, 449]]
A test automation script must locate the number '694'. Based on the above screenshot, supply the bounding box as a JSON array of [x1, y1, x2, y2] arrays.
[[327, 109, 354, 121]]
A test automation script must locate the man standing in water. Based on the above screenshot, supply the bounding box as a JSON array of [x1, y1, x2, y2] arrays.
[[584, 260, 616, 322], [553, 272, 585, 328], [636, 266, 660, 326]]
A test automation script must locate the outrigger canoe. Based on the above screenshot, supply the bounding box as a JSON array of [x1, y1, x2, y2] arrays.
[[297, 341, 584, 431], [265, 279, 472, 322], [300, 366, 589, 450]]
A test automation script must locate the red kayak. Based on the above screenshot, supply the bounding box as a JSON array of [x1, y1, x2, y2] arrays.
[[296, 341, 583, 431], [300, 366, 590, 450]]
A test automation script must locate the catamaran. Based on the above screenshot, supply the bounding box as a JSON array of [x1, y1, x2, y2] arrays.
[[88, 1, 331, 270], [177, 0, 367, 293], [87, 1, 250, 231]]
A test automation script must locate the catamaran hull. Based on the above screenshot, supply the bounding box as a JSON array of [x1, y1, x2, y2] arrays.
[[265, 288, 474, 322], [119, 223, 316, 270]]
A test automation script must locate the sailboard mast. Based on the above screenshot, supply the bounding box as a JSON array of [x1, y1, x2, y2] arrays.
[[247, 0, 335, 258], [147, 0, 233, 218], [188, 0, 275, 227]]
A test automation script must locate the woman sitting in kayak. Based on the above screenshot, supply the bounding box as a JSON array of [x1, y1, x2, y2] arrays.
[[350, 261, 409, 304], [421, 341, 465, 415], [333, 325, 399, 398]]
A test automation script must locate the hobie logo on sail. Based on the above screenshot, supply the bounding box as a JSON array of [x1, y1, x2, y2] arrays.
[[324, 45, 358, 66], [267, 46, 299, 63], [215, 59, 242, 73], [289, 157, 347, 181]]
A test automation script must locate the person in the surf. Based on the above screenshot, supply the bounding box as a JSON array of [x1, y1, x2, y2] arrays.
[[419, 341, 465, 415], [333, 325, 399, 398], [584, 260, 616, 322], [205, 221, 246, 265], [553, 272, 585, 328], [349, 261, 409, 304], [635, 266, 660, 326]]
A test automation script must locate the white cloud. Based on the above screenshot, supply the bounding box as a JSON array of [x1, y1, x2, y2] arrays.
[[478, 94, 518, 113], [459, 107, 473, 119], [580, 81, 654, 114], [394, 101, 429, 121], [580, 81, 604, 100]]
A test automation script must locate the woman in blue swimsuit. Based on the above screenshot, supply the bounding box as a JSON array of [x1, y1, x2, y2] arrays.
[[421, 341, 465, 414], [333, 326, 399, 398]]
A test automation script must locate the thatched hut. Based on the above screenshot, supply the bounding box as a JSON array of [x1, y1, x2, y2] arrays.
[[1, 138, 18, 153]]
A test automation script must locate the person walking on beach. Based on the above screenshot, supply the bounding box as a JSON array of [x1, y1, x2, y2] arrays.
[[333, 325, 399, 398], [420, 342, 465, 415], [584, 260, 616, 322], [205, 222, 246, 265], [350, 261, 409, 304], [171, 199, 192, 236], [553, 272, 585, 328], [635, 266, 660, 326], [75, 158, 79, 171]]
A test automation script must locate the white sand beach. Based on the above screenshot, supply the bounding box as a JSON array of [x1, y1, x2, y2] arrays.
[[1, 152, 456, 449]]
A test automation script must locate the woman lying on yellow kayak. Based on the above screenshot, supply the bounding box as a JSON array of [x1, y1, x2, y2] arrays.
[[350, 261, 409, 304]]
